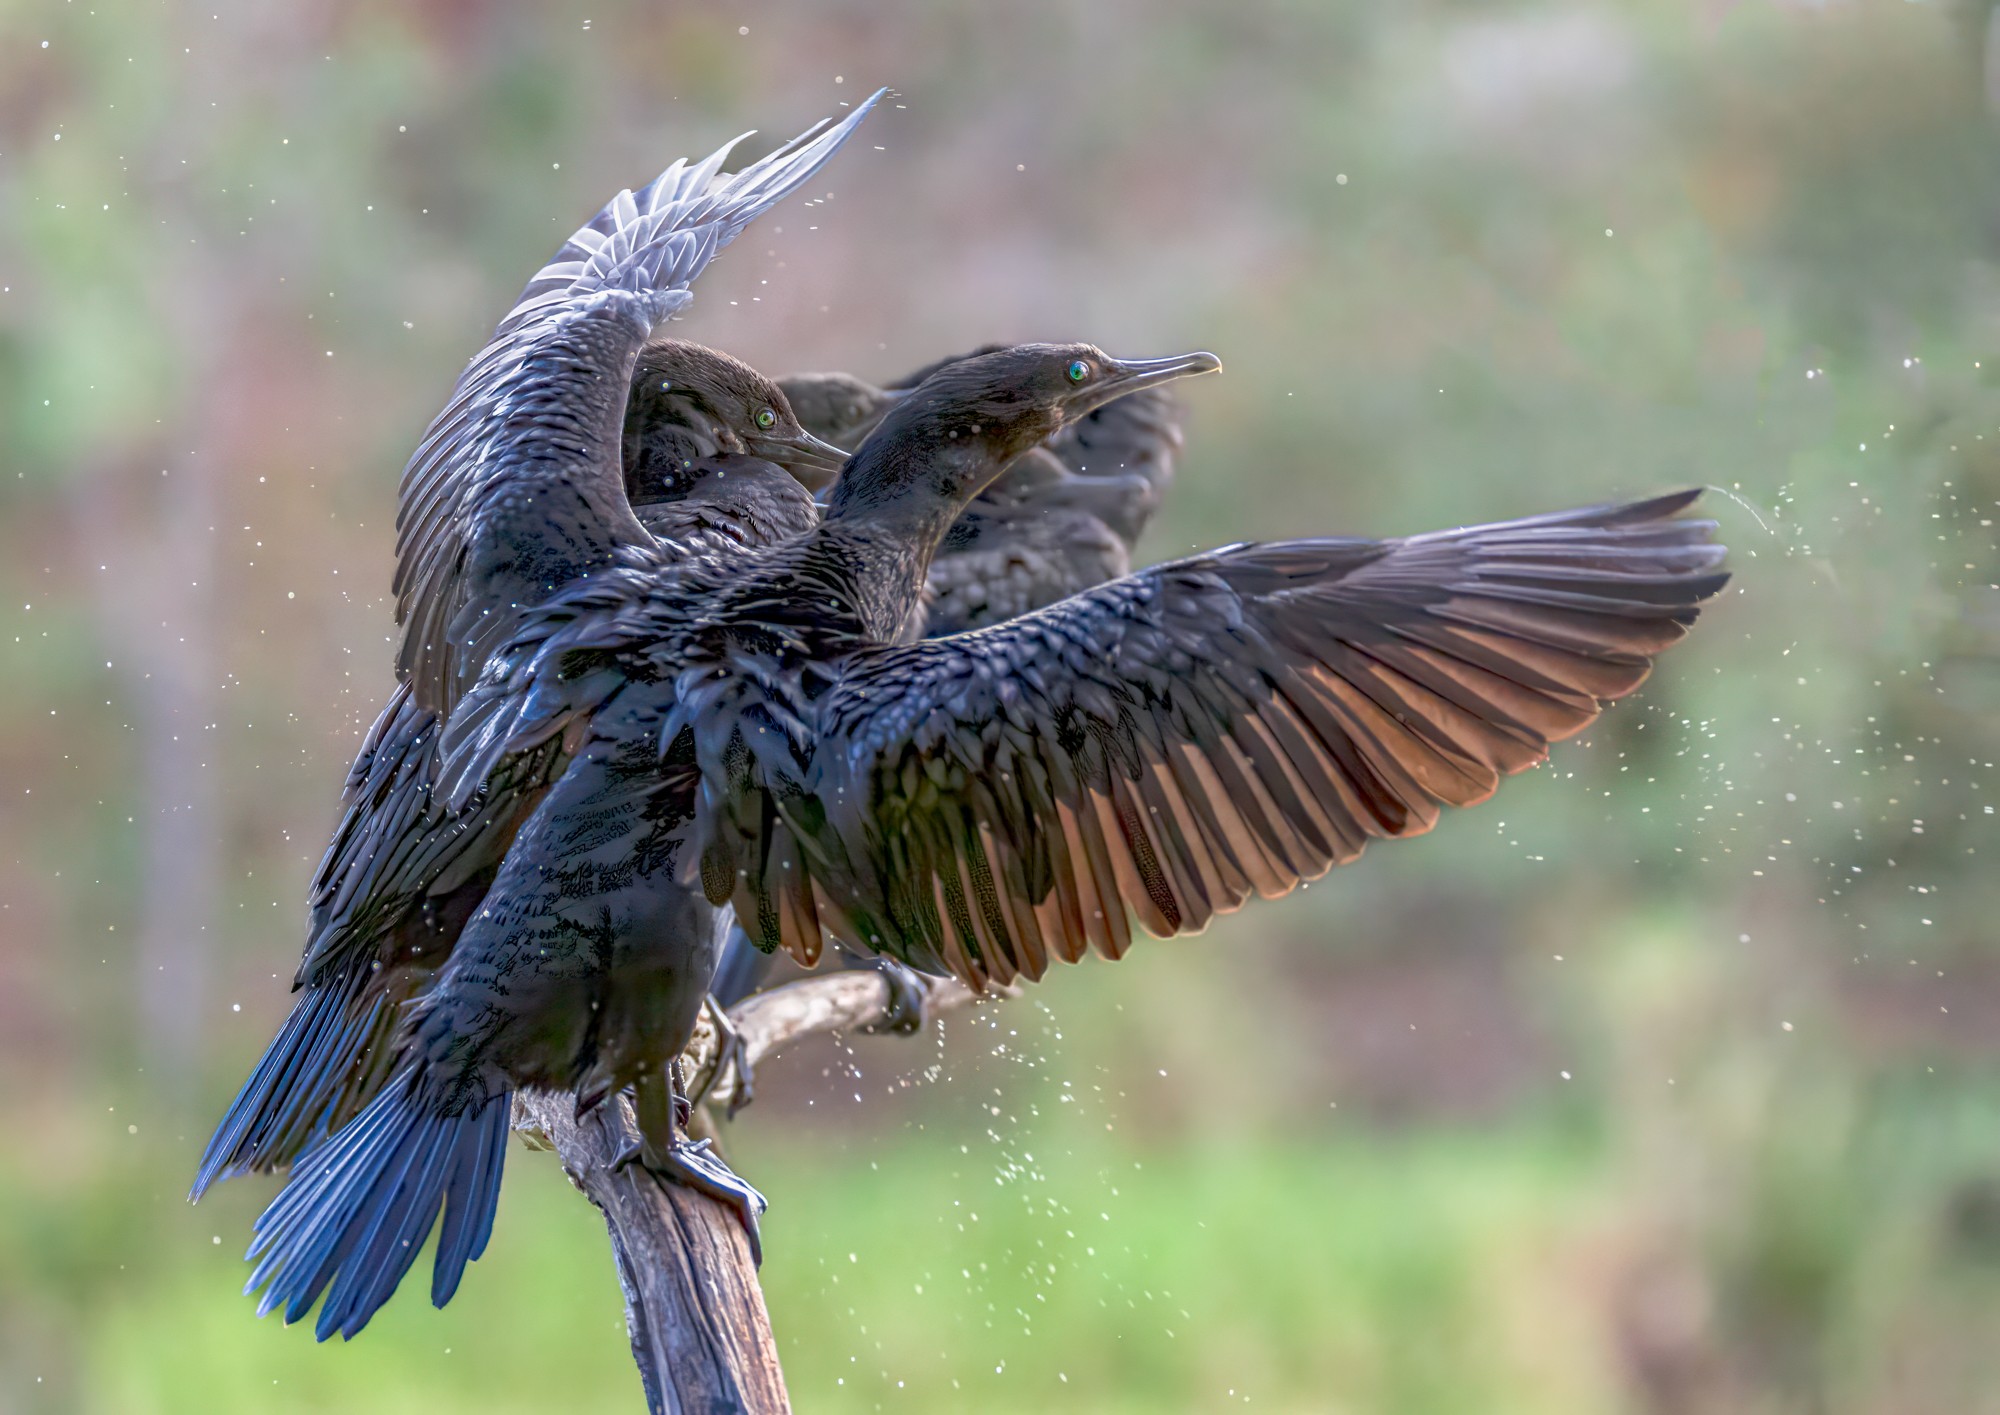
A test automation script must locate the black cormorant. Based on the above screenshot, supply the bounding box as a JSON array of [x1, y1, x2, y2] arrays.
[[442, 344, 1724, 1002], [238, 344, 1218, 1340], [191, 344, 832, 1201], [196, 84, 882, 1243], [706, 353, 1188, 1025], [781, 352, 1183, 639]]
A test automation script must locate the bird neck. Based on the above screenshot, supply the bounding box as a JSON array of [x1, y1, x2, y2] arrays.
[[814, 431, 1006, 640], [635, 423, 719, 465]]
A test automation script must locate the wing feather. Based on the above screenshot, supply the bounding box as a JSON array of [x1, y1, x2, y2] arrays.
[[768, 492, 1727, 989], [394, 94, 883, 711]]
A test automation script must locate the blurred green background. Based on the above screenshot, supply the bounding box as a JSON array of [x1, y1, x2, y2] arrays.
[[1, 1, 1997, 1411]]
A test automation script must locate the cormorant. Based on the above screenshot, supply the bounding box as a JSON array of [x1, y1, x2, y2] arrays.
[[626, 342, 848, 506], [706, 354, 1188, 1023], [440, 343, 1725, 1002], [238, 345, 1218, 1341], [195, 83, 882, 1213], [392, 92, 881, 715], [191, 343, 833, 1200], [779, 352, 1184, 639]]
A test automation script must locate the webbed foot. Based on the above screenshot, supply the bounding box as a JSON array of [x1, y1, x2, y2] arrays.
[[860, 957, 935, 1035], [622, 1061, 768, 1262], [611, 1135, 766, 1263]]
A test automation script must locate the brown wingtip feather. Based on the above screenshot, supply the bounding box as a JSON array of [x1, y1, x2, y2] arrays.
[[796, 490, 1729, 993]]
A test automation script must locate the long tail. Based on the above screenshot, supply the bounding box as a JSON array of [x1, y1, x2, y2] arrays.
[[191, 969, 389, 1200], [244, 1069, 509, 1341]]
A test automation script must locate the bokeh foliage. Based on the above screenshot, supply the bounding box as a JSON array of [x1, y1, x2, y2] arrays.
[[0, 1, 1996, 1411]]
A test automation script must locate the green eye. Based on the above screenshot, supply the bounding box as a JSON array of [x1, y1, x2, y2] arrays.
[[1066, 360, 1090, 384], [754, 407, 777, 430]]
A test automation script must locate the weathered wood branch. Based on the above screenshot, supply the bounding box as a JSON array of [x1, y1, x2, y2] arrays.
[[511, 1091, 787, 1415], [511, 969, 995, 1415]]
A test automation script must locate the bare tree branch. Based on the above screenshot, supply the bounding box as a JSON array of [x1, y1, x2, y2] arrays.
[[690, 971, 991, 1114], [512, 969, 1000, 1415], [512, 1091, 789, 1415]]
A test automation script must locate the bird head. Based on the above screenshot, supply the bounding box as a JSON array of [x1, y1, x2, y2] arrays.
[[775, 370, 905, 449], [624, 340, 849, 501], [838, 343, 1220, 514]]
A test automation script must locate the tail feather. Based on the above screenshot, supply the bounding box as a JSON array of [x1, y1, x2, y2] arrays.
[[433, 1102, 507, 1308], [191, 970, 384, 1200], [245, 1071, 509, 1341]]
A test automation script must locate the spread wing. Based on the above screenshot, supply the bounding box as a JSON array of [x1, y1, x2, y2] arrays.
[[394, 93, 882, 712], [718, 492, 1729, 990]]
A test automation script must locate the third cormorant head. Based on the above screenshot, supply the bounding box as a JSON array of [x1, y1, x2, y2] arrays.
[[624, 339, 849, 500], [828, 343, 1220, 520]]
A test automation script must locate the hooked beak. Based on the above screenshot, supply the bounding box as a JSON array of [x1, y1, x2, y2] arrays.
[[1067, 350, 1223, 418], [750, 428, 850, 492]]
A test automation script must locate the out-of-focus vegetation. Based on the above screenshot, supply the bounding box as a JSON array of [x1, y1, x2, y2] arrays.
[[1, 1, 1996, 1411]]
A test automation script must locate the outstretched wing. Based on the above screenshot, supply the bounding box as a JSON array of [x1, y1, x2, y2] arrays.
[[395, 93, 882, 712], [719, 492, 1728, 990]]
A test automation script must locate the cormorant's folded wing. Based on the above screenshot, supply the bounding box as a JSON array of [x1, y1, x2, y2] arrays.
[[394, 93, 882, 712], [722, 492, 1728, 989], [190, 683, 567, 1197]]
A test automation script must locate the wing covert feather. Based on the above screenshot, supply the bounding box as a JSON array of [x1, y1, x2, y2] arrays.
[[394, 94, 882, 711], [730, 492, 1727, 989]]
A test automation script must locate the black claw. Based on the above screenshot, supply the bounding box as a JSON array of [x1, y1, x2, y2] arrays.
[[719, 1029, 756, 1119], [612, 1128, 768, 1263], [861, 958, 933, 1035], [648, 1140, 768, 1264]]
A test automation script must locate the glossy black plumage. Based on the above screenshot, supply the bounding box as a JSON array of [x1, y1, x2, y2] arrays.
[[781, 354, 1185, 639], [240, 544, 759, 1337], [627, 341, 848, 502], [248, 350, 1203, 1334], [194, 346, 824, 1202], [246, 1075, 508, 1341], [440, 347, 1724, 1007], [393, 93, 879, 714], [706, 355, 1190, 1010]]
